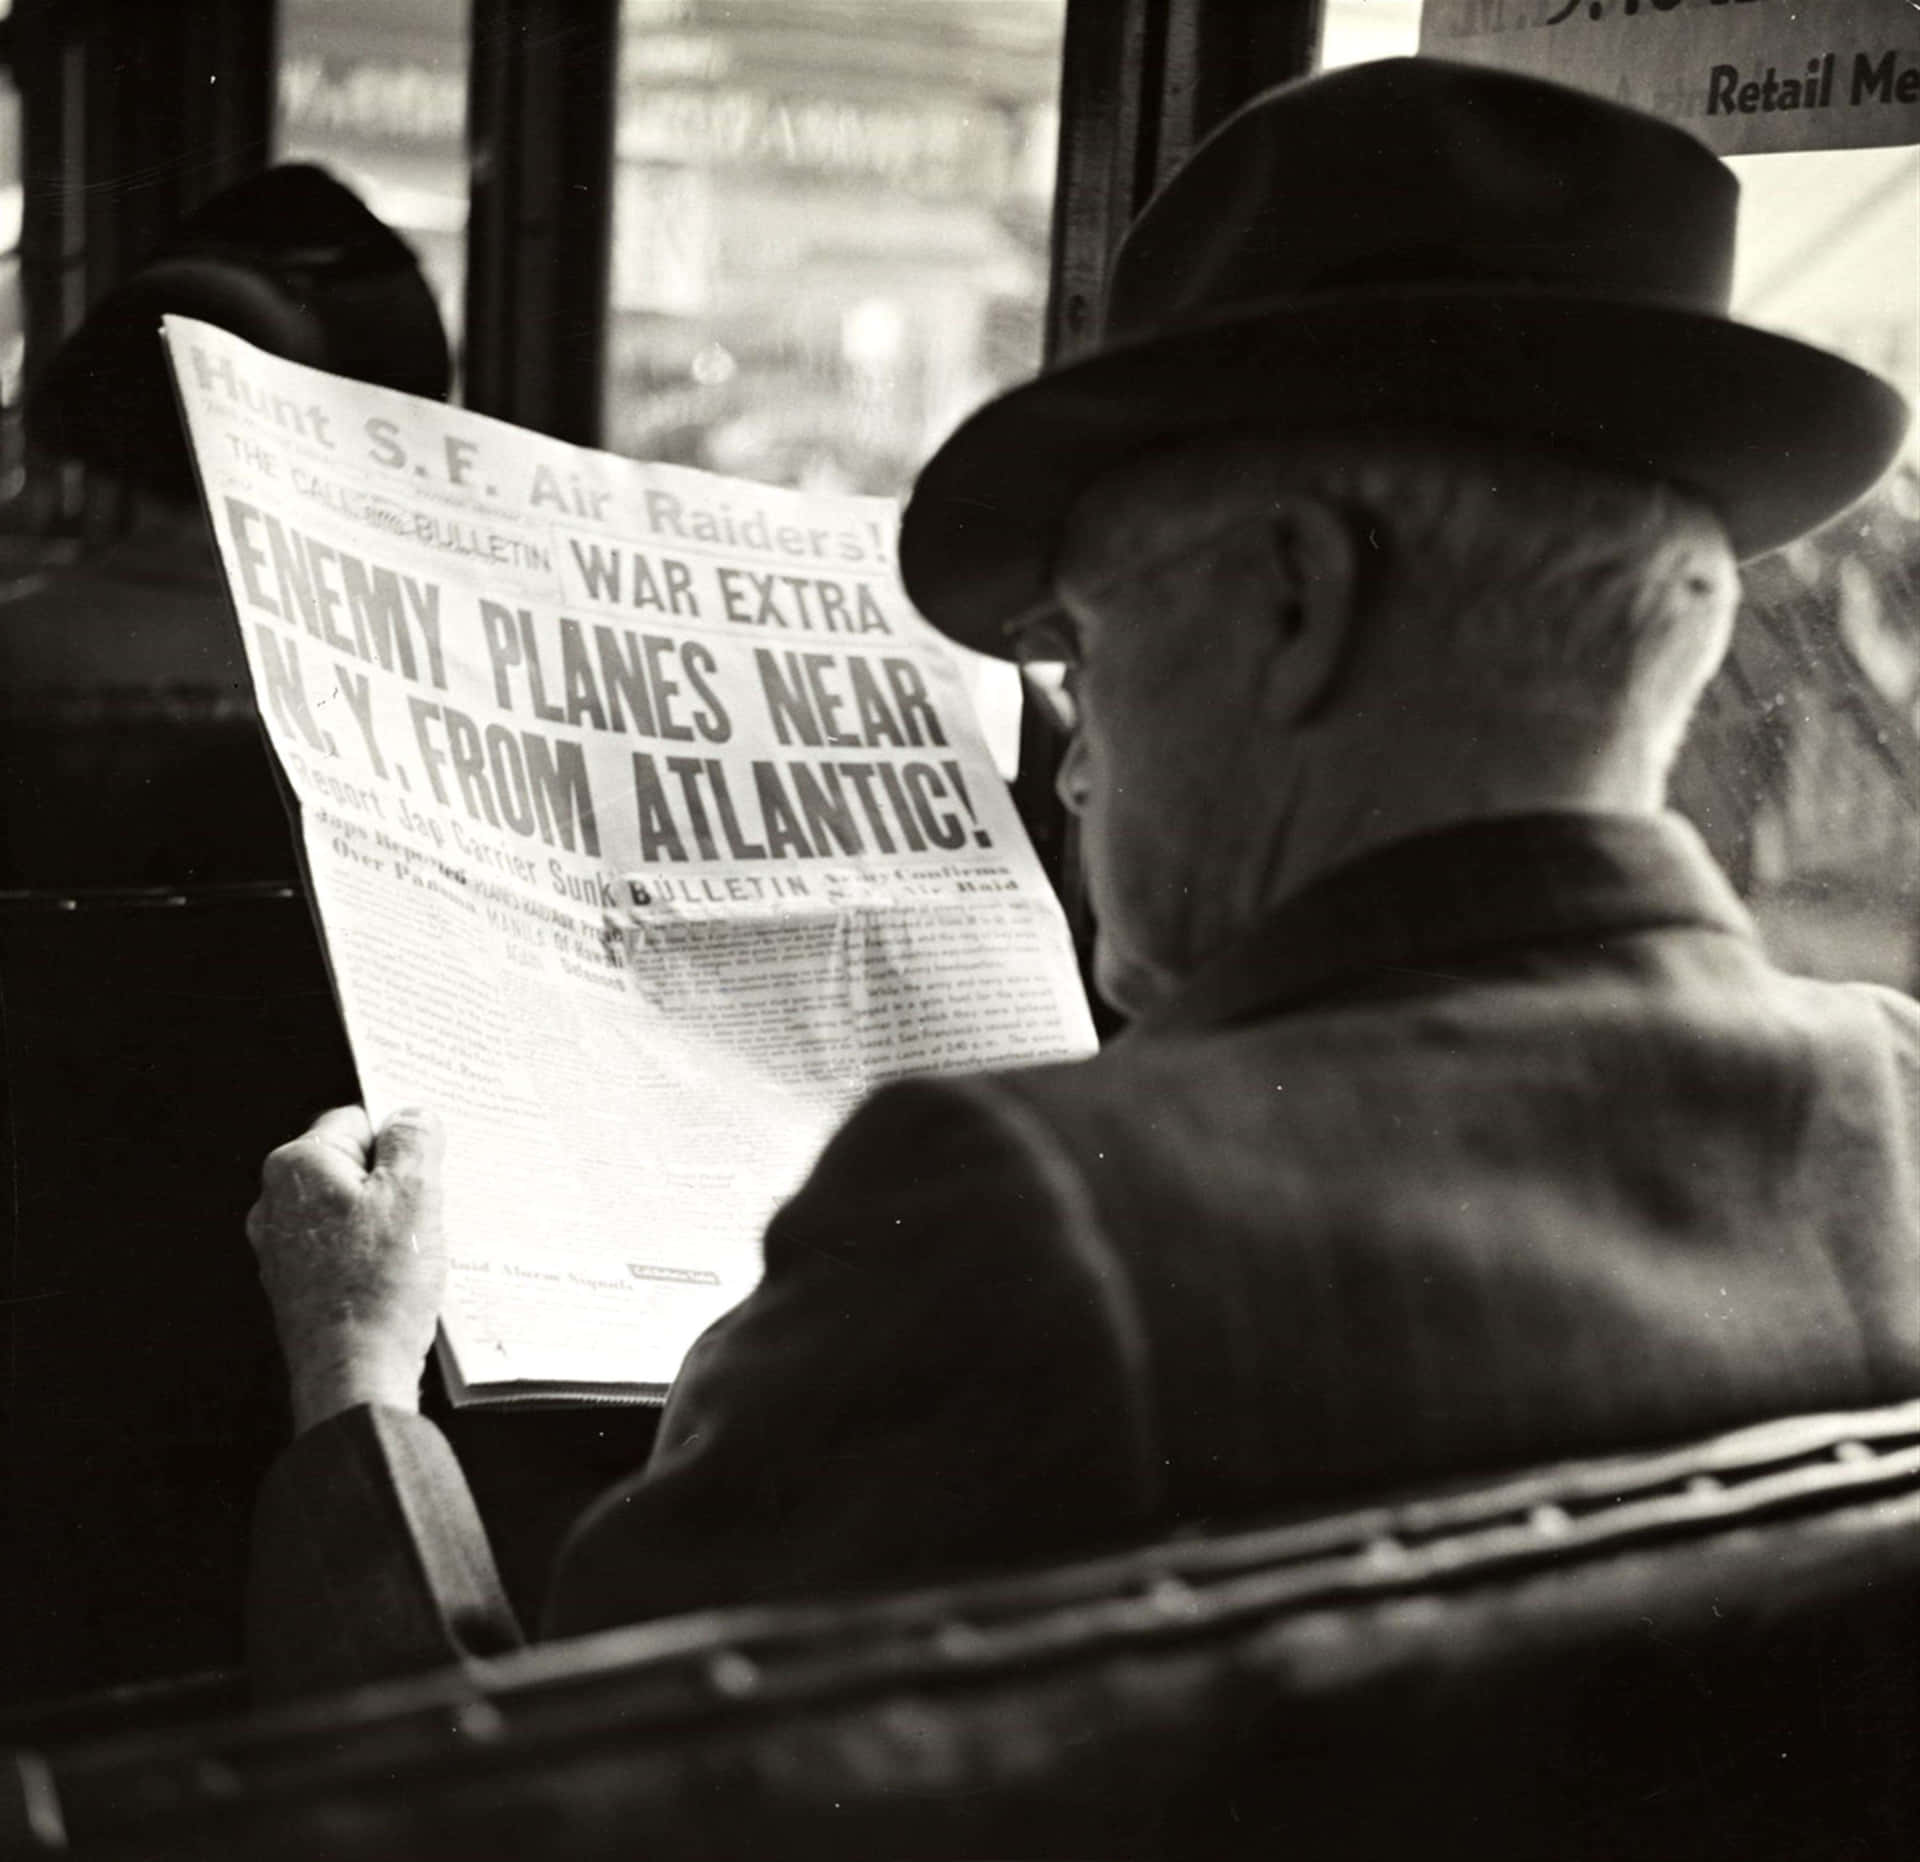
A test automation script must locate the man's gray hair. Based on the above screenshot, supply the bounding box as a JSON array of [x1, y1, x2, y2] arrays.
[[1283, 432, 1741, 746]]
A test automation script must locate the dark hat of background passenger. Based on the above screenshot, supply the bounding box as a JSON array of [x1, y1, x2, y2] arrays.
[[27, 163, 451, 501], [899, 57, 1912, 657]]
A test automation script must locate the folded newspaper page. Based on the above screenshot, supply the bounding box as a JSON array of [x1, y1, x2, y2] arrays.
[[164, 316, 1096, 1406]]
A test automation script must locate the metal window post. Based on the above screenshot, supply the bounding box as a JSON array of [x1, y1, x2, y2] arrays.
[[463, 0, 619, 444]]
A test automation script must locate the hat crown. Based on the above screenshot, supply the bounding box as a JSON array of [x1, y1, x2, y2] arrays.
[[1105, 58, 1739, 341]]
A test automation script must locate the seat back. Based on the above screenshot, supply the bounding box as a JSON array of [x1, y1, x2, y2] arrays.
[[6, 1400, 1918, 1860]]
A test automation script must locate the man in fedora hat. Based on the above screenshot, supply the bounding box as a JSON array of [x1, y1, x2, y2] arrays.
[[243, 59, 1920, 1695]]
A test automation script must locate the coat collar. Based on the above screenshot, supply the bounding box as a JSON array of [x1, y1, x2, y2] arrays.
[[1128, 810, 1757, 1038]]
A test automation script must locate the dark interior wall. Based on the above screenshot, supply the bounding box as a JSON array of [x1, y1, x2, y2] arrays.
[[1, 1, 316, 1705]]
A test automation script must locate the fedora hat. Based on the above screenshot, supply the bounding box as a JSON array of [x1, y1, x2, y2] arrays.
[[900, 57, 1911, 656], [28, 164, 451, 501]]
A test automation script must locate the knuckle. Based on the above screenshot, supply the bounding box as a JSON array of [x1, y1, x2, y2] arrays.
[[262, 1140, 307, 1182]]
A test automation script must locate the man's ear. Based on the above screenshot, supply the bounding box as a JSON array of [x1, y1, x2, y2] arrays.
[[1262, 493, 1359, 720]]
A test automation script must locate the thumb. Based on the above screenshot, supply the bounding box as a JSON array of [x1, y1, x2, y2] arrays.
[[373, 1107, 445, 1181]]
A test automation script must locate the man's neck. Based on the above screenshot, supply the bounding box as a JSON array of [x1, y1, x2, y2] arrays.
[[1239, 706, 1670, 920]]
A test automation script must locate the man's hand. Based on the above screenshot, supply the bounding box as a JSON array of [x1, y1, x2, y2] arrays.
[[247, 1106, 447, 1433]]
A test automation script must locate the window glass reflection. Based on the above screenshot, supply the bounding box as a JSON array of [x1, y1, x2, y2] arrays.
[[1684, 145, 1920, 987]]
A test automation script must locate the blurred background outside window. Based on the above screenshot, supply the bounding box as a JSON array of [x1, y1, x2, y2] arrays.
[[1324, 1, 1920, 992], [601, 0, 1062, 501], [279, 0, 1068, 511], [600, 1, 1067, 770]]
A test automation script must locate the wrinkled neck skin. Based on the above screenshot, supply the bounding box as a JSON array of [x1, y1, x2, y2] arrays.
[[1269, 695, 1667, 893], [1140, 686, 1670, 1006]]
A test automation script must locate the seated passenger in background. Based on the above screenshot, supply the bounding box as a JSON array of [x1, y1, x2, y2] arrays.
[[243, 59, 1920, 1699]]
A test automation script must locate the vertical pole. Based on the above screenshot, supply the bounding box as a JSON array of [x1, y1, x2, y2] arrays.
[[464, 0, 619, 444], [1156, 0, 1327, 189]]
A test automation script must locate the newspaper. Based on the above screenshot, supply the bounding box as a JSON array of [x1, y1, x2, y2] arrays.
[[163, 316, 1096, 1406]]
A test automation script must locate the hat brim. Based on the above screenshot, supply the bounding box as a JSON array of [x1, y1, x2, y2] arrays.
[[899, 287, 1912, 656]]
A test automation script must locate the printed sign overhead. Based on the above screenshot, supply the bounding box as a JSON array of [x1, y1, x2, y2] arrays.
[[1420, 0, 1920, 157]]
